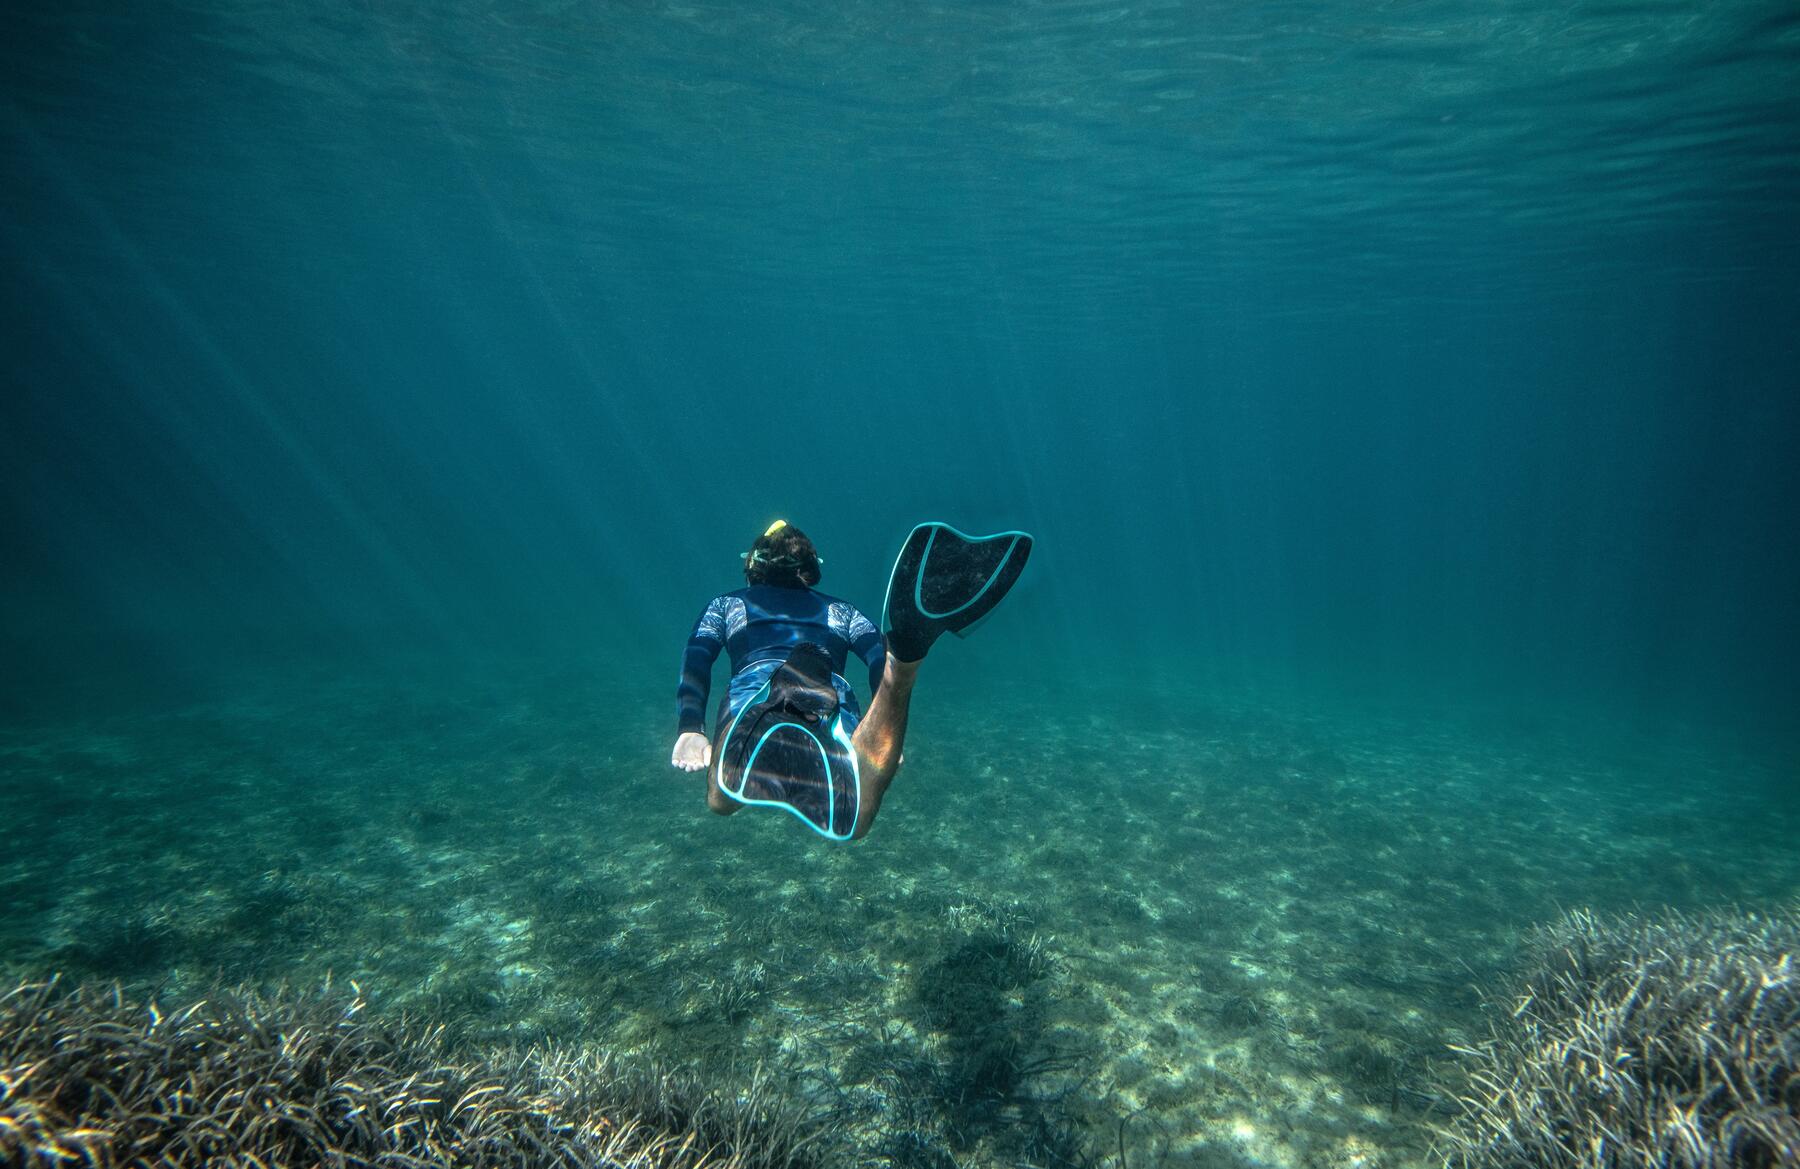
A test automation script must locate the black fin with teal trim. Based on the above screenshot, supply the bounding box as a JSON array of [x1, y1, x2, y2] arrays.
[[716, 644, 860, 841], [881, 523, 1033, 662]]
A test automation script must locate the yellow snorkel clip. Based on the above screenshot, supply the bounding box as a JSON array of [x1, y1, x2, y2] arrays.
[[740, 519, 820, 569]]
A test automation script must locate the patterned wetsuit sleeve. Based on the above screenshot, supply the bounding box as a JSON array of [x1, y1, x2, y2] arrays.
[[848, 605, 886, 697], [677, 597, 728, 735]]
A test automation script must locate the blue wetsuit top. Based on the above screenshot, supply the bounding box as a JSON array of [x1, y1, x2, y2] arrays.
[[677, 585, 886, 735]]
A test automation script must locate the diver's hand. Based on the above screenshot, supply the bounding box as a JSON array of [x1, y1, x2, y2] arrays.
[[671, 732, 712, 772]]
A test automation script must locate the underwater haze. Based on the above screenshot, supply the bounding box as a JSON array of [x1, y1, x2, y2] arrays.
[[3, 2, 1798, 1167]]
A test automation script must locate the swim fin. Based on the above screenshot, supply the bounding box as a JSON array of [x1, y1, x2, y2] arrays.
[[881, 523, 1033, 662], [716, 644, 861, 841]]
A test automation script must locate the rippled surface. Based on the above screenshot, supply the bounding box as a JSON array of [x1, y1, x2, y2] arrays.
[[8, 0, 1799, 326]]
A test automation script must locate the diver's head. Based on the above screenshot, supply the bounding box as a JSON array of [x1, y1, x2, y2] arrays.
[[742, 519, 822, 589]]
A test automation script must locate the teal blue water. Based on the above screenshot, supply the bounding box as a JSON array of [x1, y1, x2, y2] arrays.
[[2, 4, 1798, 1166], [6, 0, 1799, 728]]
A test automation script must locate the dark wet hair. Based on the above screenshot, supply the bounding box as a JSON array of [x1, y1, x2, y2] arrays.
[[743, 522, 821, 589]]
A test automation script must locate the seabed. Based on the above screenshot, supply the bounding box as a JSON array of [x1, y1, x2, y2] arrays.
[[3, 656, 1794, 1169]]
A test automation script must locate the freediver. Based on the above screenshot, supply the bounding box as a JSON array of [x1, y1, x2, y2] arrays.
[[671, 519, 1031, 840]]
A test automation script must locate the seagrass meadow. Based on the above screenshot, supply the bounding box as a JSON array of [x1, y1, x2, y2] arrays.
[[4, 0, 1799, 1166]]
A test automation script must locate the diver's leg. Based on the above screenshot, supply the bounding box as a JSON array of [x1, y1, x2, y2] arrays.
[[849, 653, 921, 838], [705, 697, 741, 816], [706, 746, 741, 816]]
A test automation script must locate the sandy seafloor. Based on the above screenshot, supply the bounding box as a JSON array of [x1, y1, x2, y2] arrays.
[[3, 652, 1796, 1169]]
